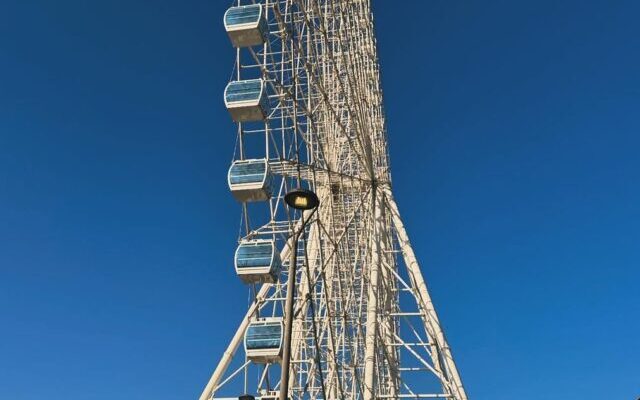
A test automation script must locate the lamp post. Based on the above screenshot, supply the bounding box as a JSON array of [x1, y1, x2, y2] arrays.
[[279, 188, 319, 400]]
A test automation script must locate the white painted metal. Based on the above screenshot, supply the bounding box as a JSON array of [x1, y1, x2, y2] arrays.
[[385, 190, 468, 400], [198, 1, 470, 399], [363, 188, 382, 400]]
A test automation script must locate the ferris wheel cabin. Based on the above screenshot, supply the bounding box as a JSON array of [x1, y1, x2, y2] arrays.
[[224, 5, 267, 48], [224, 79, 268, 122], [228, 159, 272, 202], [234, 239, 281, 284], [244, 318, 284, 364]]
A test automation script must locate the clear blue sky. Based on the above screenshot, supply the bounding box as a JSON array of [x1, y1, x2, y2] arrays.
[[1, 1, 638, 399]]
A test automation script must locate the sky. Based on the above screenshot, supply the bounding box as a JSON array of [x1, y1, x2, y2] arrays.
[[1, 0, 639, 399]]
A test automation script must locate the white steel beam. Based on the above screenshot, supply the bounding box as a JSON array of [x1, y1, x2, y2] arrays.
[[363, 188, 382, 400], [385, 189, 468, 400]]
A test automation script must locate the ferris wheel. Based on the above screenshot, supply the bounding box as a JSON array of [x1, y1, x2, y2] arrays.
[[198, 2, 468, 400]]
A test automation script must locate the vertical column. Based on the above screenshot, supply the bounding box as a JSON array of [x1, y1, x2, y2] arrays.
[[363, 187, 383, 400]]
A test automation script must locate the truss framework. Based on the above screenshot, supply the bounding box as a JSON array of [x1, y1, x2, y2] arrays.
[[199, 1, 468, 399]]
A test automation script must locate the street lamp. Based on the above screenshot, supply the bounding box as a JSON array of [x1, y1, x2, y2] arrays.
[[279, 188, 319, 400]]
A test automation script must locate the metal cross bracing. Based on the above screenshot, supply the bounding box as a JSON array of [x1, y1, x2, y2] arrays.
[[199, 1, 468, 400]]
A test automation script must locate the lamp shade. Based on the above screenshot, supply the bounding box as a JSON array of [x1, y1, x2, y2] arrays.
[[284, 188, 319, 210]]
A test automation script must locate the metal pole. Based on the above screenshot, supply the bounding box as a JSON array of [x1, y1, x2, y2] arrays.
[[199, 214, 311, 400], [364, 187, 382, 400], [279, 213, 305, 400]]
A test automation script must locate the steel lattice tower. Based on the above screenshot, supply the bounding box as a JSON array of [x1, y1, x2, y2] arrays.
[[199, 1, 468, 399]]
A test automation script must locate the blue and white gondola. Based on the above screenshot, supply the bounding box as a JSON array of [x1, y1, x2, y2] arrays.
[[224, 4, 267, 48], [227, 159, 272, 202], [234, 239, 281, 284], [244, 318, 284, 363], [224, 79, 268, 122]]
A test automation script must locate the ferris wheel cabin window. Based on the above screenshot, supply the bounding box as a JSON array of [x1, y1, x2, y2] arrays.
[[234, 239, 282, 284], [244, 318, 284, 364], [227, 159, 272, 202], [224, 4, 267, 48], [224, 79, 269, 122]]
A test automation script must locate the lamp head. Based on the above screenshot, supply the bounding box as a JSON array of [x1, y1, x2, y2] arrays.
[[284, 188, 319, 210]]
